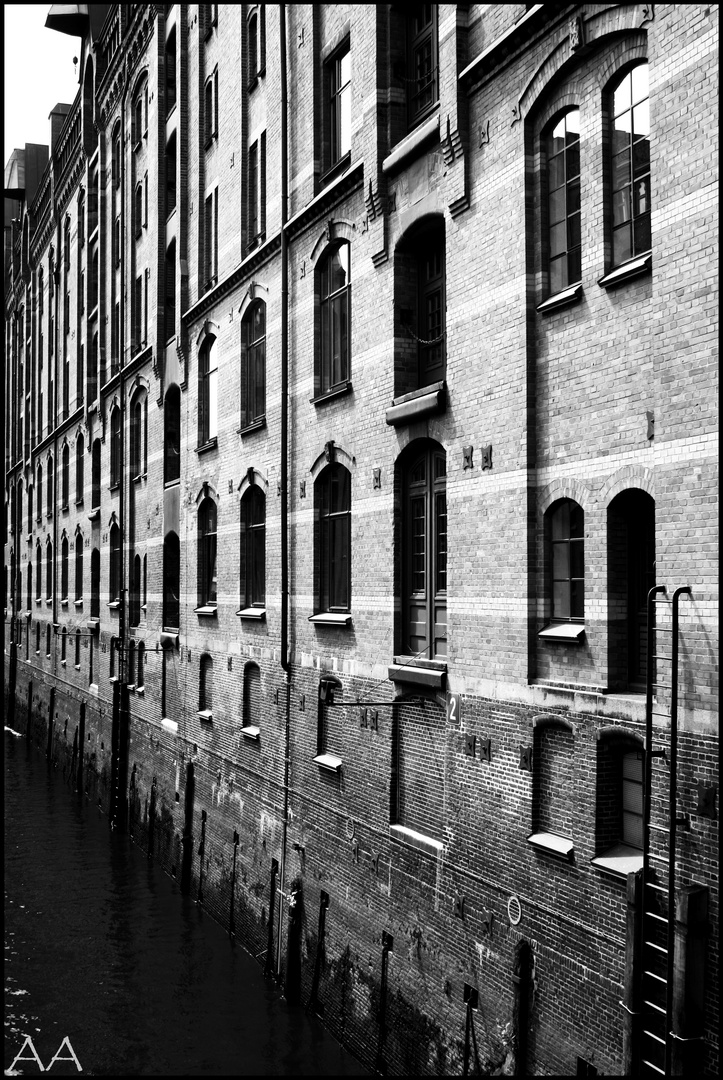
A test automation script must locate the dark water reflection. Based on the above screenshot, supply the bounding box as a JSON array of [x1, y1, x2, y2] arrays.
[[4, 730, 367, 1076]]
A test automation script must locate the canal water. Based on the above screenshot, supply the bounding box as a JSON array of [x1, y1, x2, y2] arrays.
[[4, 728, 367, 1076]]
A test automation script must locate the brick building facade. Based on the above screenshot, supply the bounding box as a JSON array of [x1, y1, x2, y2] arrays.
[[4, 5, 718, 1075]]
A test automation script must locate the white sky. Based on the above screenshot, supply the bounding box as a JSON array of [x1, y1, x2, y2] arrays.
[[4, 4, 82, 167]]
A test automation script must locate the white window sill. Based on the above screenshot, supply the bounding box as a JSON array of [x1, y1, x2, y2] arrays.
[[591, 844, 644, 879], [60, 659, 67, 667], [61, 598, 68, 608], [194, 605, 217, 616], [197, 709, 213, 722], [536, 283, 583, 314], [237, 607, 266, 620], [136, 686, 145, 696], [598, 253, 651, 289], [537, 623, 585, 642], [389, 824, 444, 857], [382, 111, 439, 175], [108, 601, 120, 609], [527, 832, 575, 860], [309, 612, 352, 626], [241, 725, 260, 741], [313, 752, 343, 773], [74, 599, 84, 607], [161, 717, 178, 734]]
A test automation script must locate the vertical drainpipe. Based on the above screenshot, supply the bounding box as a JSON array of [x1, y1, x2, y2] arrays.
[[52, 211, 60, 681], [276, 0, 291, 984]]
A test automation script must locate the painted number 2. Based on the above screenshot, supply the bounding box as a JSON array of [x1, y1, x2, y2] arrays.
[[447, 693, 461, 726]]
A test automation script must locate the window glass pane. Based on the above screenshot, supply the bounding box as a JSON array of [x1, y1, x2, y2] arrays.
[[614, 73, 631, 115], [339, 83, 351, 158], [252, 302, 265, 341], [630, 64, 648, 105], [567, 178, 581, 215], [411, 495, 426, 593], [613, 224, 632, 266], [612, 114, 632, 157], [567, 212, 581, 251], [330, 516, 349, 609], [435, 491, 447, 593], [569, 503, 584, 538], [613, 188, 631, 227], [551, 503, 569, 540], [548, 188, 566, 225], [252, 525, 265, 605], [634, 177, 650, 217], [633, 137, 650, 178], [208, 367, 218, 437], [570, 538, 584, 578], [550, 221, 567, 258], [570, 579, 584, 619], [632, 100, 649, 139], [566, 139, 580, 180], [612, 148, 631, 191], [553, 542, 570, 580], [553, 582, 569, 619], [548, 118, 566, 155], [565, 109, 580, 139], [567, 247, 581, 287], [548, 154, 565, 191], [208, 534, 217, 603], [549, 257, 565, 296], [634, 214, 651, 254]]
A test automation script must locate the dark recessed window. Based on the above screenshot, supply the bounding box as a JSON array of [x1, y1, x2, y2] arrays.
[[164, 384, 181, 484], [316, 464, 351, 614], [318, 242, 351, 395], [241, 301, 265, 427], [164, 531, 180, 628], [610, 64, 650, 266], [109, 524, 121, 603], [401, 442, 446, 658], [328, 46, 351, 169], [240, 486, 265, 608], [199, 337, 218, 444], [110, 408, 121, 487], [407, 6, 438, 131], [549, 499, 584, 621], [198, 499, 218, 608], [546, 109, 581, 296]]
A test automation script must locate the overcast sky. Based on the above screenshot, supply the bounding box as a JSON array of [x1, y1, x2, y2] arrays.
[[4, 4, 82, 167]]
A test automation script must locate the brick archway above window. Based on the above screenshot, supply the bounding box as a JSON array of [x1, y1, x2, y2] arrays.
[[195, 319, 221, 350], [238, 280, 269, 323], [309, 443, 355, 481], [599, 467, 654, 508], [597, 724, 644, 747], [310, 220, 356, 266], [532, 713, 576, 736], [195, 481, 219, 508], [237, 468, 269, 499], [538, 478, 591, 516]]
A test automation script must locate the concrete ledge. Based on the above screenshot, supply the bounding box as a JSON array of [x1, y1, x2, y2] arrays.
[[390, 824, 443, 857]]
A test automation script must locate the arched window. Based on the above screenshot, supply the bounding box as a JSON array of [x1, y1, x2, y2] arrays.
[[197, 499, 218, 609], [143, 553, 147, 612], [166, 133, 177, 213], [112, 125, 121, 188], [240, 486, 265, 610], [75, 533, 84, 601], [130, 553, 141, 627], [91, 439, 101, 508], [45, 538, 53, 600], [394, 217, 446, 396], [317, 243, 351, 396], [315, 463, 351, 615], [199, 653, 213, 717], [131, 397, 143, 479], [28, 559, 34, 610], [90, 547, 100, 618], [529, 718, 576, 859], [610, 63, 650, 267], [400, 442, 446, 658], [137, 641, 145, 689], [64, 216, 71, 271], [109, 524, 121, 604], [61, 536, 69, 600], [243, 662, 261, 733], [76, 432, 84, 503], [89, 331, 98, 400], [164, 384, 181, 485], [163, 531, 180, 628], [134, 183, 144, 238], [545, 109, 581, 296], [110, 407, 121, 487], [47, 455, 54, 516], [199, 338, 218, 444], [607, 490, 655, 691], [27, 485, 33, 532], [36, 464, 43, 522], [166, 29, 177, 114], [241, 301, 266, 428], [62, 443, 70, 507], [35, 544, 42, 601], [548, 500, 584, 622], [166, 241, 176, 342]]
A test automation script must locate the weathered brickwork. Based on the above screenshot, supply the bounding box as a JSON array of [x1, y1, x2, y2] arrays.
[[5, 5, 718, 1076]]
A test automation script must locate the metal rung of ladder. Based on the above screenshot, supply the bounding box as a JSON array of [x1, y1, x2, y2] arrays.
[[644, 941, 668, 955], [644, 1000, 666, 1016], [643, 1030, 666, 1046], [648, 823, 670, 833], [644, 911, 668, 924], [641, 1059, 666, 1075], [646, 883, 668, 893], [644, 970, 667, 985]]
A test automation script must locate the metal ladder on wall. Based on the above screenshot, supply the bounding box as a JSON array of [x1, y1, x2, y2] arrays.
[[639, 584, 691, 1076]]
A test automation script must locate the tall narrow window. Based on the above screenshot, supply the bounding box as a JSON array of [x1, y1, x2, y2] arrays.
[[316, 464, 351, 614], [109, 524, 121, 604], [247, 7, 265, 86], [134, 275, 143, 350], [394, 217, 446, 396], [166, 242, 176, 342], [35, 545, 42, 601], [75, 629, 81, 666], [27, 485, 33, 533], [91, 439, 101, 509], [131, 399, 143, 479], [407, 6, 438, 130], [137, 641, 145, 688], [127, 640, 135, 686], [47, 456, 54, 517], [130, 553, 141, 626], [110, 407, 121, 487], [61, 444, 70, 508], [61, 537, 69, 600], [243, 662, 261, 732], [75, 534, 83, 601], [89, 332, 98, 400], [164, 531, 180, 628], [90, 548, 100, 618], [76, 434, 84, 503], [204, 189, 218, 287], [165, 384, 181, 484], [199, 338, 218, 444], [198, 499, 218, 609], [329, 46, 351, 168], [610, 64, 650, 266], [548, 500, 584, 622], [318, 243, 351, 395], [546, 109, 581, 296], [166, 30, 177, 114], [135, 183, 144, 238], [45, 539, 53, 601], [61, 627, 67, 663], [36, 465, 43, 522], [204, 69, 218, 145], [607, 490, 655, 691], [240, 486, 265, 610], [199, 654, 213, 717], [112, 129, 121, 188], [166, 133, 177, 213], [241, 301, 265, 428], [401, 442, 447, 658]]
